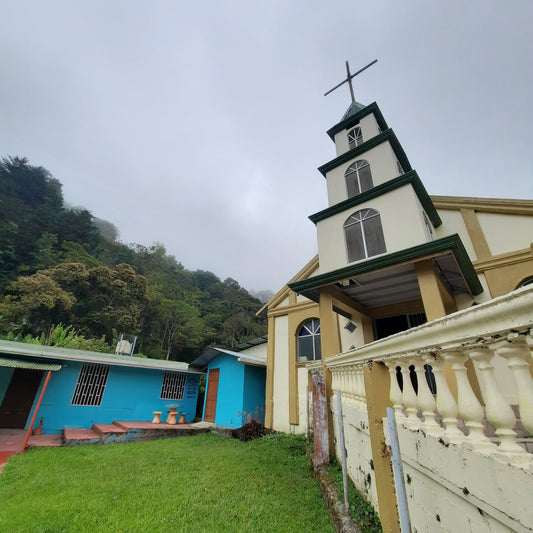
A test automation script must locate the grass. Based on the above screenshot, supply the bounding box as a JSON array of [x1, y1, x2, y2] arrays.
[[0, 432, 334, 533], [328, 460, 382, 533]]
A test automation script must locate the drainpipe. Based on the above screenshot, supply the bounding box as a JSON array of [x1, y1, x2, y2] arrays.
[[22, 370, 52, 452]]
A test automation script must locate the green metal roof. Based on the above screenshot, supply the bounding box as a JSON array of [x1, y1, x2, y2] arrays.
[[318, 129, 412, 178], [341, 101, 366, 121], [0, 357, 62, 371], [327, 102, 389, 141], [288, 234, 483, 297], [309, 171, 442, 228], [0, 340, 203, 374]]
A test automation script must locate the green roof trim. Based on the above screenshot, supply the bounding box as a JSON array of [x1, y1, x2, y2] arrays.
[[327, 102, 389, 141], [288, 234, 483, 296], [318, 129, 412, 178], [309, 171, 442, 228], [0, 357, 62, 371]]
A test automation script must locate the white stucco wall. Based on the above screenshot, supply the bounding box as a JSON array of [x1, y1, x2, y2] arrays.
[[338, 314, 366, 352], [272, 315, 290, 432], [333, 112, 382, 157], [477, 212, 533, 255], [434, 209, 477, 260], [316, 186, 430, 275], [239, 342, 267, 359], [326, 142, 401, 207]]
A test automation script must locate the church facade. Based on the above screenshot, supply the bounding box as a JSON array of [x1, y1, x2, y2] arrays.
[[261, 98, 533, 435]]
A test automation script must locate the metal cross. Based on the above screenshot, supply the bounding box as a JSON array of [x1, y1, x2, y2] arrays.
[[324, 59, 378, 103]]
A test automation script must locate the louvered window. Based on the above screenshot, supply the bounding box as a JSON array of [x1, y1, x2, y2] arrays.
[[345, 160, 373, 198], [160, 371, 186, 400], [71, 363, 110, 406], [344, 208, 386, 262]]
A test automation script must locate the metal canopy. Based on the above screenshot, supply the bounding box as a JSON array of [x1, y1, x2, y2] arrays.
[[298, 252, 471, 311], [0, 357, 62, 371]]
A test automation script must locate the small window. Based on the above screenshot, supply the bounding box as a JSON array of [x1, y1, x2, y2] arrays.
[[344, 208, 386, 262], [71, 363, 110, 406], [160, 371, 186, 400], [298, 319, 321, 362], [345, 160, 373, 198], [347, 126, 363, 150]]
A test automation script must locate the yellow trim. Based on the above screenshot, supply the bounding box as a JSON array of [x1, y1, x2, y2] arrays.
[[414, 260, 449, 321], [432, 195, 533, 216], [369, 299, 425, 319], [288, 308, 322, 426], [364, 363, 400, 532], [257, 255, 319, 315], [474, 245, 533, 271], [267, 301, 319, 318], [265, 316, 276, 429], [460, 208, 491, 259]]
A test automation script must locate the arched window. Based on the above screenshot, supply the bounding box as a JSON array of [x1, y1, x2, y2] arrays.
[[297, 318, 321, 362], [344, 208, 386, 263], [347, 126, 363, 150], [517, 277, 533, 289], [345, 160, 373, 198]]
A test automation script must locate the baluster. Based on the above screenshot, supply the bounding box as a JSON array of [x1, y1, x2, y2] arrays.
[[497, 336, 533, 436], [444, 350, 494, 453], [469, 346, 529, 464], [413, 357, 442, 436], [386, 360, 405, 421], [357, 367, 366, 406], [399, 360, 421, 428], [431, 355, 465, 443]]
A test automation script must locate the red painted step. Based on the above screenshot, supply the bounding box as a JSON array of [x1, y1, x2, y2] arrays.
[[92, 423, 127, 435]]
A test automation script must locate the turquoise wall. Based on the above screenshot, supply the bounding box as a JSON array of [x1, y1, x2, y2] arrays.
[[21, 362, 200, 434], [202, 355, 266, 428], [204, 354, 244, 428], [243, 365, 266, 425]]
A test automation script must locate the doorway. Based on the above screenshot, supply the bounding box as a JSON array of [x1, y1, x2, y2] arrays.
[[0, 369, 43, 428], [204, 368, 219, 423]]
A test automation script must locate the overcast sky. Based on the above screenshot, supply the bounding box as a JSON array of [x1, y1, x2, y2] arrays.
[[1, 1, 532, 293]]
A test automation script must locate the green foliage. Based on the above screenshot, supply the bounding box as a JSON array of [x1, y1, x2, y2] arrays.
[[0, 434, 333, 533], [328, 460, 382, 532], [1, 323, 114, 353], [0, 156, 267, 361]]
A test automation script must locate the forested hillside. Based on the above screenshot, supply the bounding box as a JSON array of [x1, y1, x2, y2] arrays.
[[0, 156, 267, 361]]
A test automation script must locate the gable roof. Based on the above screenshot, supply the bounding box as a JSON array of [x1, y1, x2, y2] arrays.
[[190, 346, 267, 370], [0, 340, 202, 374]]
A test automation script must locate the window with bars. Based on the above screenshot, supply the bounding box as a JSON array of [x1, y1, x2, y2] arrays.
[[347, 126, 363, 150], [345, 160, 373, 198], [160, 371, 186, 400], [71, 363, 110, 406]]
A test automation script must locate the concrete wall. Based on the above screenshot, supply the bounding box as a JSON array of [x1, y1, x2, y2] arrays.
[[24, 362, 199, 434]]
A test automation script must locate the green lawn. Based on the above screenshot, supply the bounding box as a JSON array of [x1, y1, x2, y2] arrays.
[[0, 433, 334, 533]]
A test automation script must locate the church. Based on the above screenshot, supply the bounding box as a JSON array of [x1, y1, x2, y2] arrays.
[[259, 64, 533, 531]]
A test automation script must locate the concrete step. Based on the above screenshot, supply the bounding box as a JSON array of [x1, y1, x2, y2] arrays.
[[63, 427, 101, 447], [92, 423, 128, 444]]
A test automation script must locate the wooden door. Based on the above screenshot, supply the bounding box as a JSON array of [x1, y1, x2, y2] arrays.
[[0, 369, 43, 428], [204, 368, 219, 423]]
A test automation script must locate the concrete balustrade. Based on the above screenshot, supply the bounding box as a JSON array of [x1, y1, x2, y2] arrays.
[[326, 285, 533, 470]]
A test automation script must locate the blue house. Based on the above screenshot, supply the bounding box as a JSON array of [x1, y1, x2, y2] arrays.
[[192, 337, 267, 428], [0, 340, 202, 435]]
